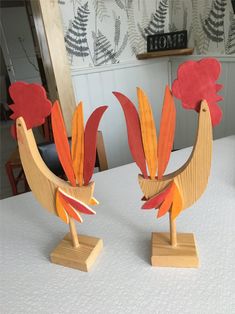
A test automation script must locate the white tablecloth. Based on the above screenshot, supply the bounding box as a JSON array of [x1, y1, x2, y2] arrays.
[[1, 136, 235, 314]]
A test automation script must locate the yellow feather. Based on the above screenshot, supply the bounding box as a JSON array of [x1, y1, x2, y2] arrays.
[[137, 87, 158, 179]]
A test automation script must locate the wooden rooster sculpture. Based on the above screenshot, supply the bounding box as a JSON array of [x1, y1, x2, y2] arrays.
[[10, 82, 108, 271], [114, 58, 223, 268]]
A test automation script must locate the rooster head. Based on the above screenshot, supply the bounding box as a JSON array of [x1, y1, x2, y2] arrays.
[[9, 82, 52, 138], [172, 58, 223, 126]]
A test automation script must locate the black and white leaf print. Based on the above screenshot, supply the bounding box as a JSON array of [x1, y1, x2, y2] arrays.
[[114, 0, 125, 10], [169, 23, 178, 32], [114, 15, 121, 50], [170, 0, 181, 15], [226, 12, 235, 54], [128, 2, 139, 54], [182, 3, 187, 30], [143, 0, 168, 38], [92, 0, 109, 22], [202, 0, 227, 43], [115, 32, 129, 58], [65, 2, 90, 58], [93, 30, 117, 66], [191, 0, 207, 54]]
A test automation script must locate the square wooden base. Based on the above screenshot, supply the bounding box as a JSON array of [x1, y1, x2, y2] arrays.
[[151, 232, 199, 268], [50, 233, 103, 272]]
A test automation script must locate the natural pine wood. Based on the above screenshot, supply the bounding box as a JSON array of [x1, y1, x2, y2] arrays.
[[51, 101, 76, 186], [50, 233, 103, 272], [136, 48, 194, 60], [138, 100, 212, 210], [16, 117, 94, 215], [69, 218, 79, 248], [169, 213, 177, 247], [137, 87, 158, 179], [151, 232, 199, 268], [29, 0, 76, 134]]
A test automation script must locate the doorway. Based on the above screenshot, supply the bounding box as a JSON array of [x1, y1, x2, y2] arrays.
[[0, 0, 44, 198]]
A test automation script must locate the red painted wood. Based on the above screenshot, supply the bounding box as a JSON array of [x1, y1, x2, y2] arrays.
[[172, 58, 223, 126], [157, 193, 173, 218], [51, 101, 76, 186], [157, 86, 176, 179], [83, 106, 108, 185], [9, 82, 51, 130], [113, 92, 148, 178], [58, 191, 83, 223], [58, 188, 96, 215], [141, 182, 173, 210]]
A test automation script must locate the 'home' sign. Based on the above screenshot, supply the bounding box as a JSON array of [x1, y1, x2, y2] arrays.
[[147, 30, 187, 52]]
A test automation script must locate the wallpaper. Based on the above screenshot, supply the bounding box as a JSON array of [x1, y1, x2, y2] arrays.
[[170, 0, 235, 55], [58, 0, 235, 69], [59, 0, 169, 68]]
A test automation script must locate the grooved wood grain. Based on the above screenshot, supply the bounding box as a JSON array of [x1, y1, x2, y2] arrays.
[[16, 117, 94, 215], [50, 233, 103, 272], [1, 136, 234, 314], [139, 100, 212, 210], [137, 87, 158, 179]]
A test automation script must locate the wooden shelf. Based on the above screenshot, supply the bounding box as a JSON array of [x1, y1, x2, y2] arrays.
[[136, 48, 194, 60]]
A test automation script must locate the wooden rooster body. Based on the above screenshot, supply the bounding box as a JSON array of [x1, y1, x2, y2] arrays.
[[138, 100, 212, 209], [16, 117, 94, 214], [10, 82, 107, 272], [114, 58, 222, 268]]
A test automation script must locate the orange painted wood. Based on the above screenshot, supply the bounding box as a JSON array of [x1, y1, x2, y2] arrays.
[[157, 191, 173, 218], [83, 106, 108, 185], [51, 101, 76, 186], [56, 190, 69, 224], [137, 87, 158, 179], [139, 100, 212, 211], [71, 102, 84, 186], [89, 197, 99, 205], [58, 191, 83, 223], [113, 92, 147, 178], [171, 182, 183, 220], [157, 86, 176, 179], [58, 188, 96, 215]]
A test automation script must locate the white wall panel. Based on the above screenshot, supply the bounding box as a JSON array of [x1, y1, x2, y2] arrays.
[[71, 56, 234, 168], [71, 60, 169, 168], [171, 56, 235, 149]]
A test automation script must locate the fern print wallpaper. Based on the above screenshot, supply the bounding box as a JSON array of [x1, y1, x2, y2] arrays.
[[170, 0, 235, 55], [58, 0, 235, 69], [58, 0, 169, 69]]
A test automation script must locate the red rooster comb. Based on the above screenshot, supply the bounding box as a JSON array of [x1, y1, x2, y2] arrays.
[[9, 82, 52, 138], [172, 58, 223, 126]]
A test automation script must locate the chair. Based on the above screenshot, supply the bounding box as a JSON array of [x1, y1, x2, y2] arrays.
[[5, 131, 108, 196], [5, 149, 30, 195]]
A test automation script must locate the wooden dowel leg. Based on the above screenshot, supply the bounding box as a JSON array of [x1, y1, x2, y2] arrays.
[[169, 212, 177, 247], [69, 218, 79, 248]]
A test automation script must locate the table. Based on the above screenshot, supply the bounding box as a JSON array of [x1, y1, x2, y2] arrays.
[[1, 136, 235, 314]]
